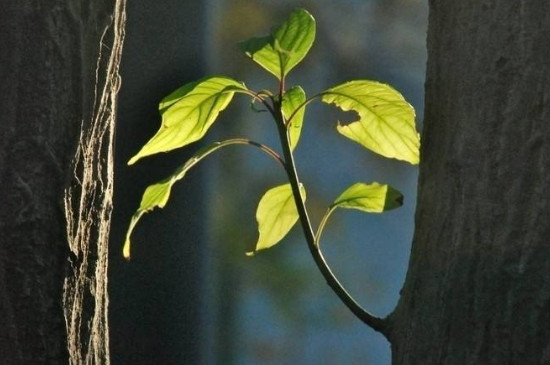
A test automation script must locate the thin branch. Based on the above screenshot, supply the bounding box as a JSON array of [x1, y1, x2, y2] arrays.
[[189, 138, 285, 171], [279, 76, 286, 101], [253, 90, 277, 117], [273, 103, 388, 337]]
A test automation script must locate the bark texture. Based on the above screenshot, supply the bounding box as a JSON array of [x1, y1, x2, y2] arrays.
[[0, 1, 121, 363], [388, 1, 550, 364], [63, 1, 126, 364]]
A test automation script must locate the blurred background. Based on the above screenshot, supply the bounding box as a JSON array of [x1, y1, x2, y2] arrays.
[[111, 1, 427, 364]]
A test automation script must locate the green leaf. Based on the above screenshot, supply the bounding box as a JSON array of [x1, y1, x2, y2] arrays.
[[281, 86, 306, 151], [123, 180, 172, 260], [124, 138, 280, 260], [315, 182, 403, 248], [128, 76, 249, 165], [123, 147, 207, 259], [332, 182, 403, 213], [248, 183, 306, 255], [321, 80, 420, 165], [239, 8, 315, 80]]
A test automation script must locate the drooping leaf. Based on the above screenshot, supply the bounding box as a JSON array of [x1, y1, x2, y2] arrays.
[[239, 8, 315, 80], [332, 182, 403, 213], [321, 80, 420, 165], [123, 179, 172, 260], [123, 138, 282, 260], [123, 147, 209, 259], [281, 86, 306, 151], [128, 76, 249, 165], [249, 183, 306, 255]]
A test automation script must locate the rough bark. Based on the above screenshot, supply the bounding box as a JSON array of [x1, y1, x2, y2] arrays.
[[388, 1, 550, 364], [63, 1, 127, 364], [0, 1, 122, 363]]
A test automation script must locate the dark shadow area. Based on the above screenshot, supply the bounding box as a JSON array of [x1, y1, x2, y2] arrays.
[[109, 1, 207, 364]]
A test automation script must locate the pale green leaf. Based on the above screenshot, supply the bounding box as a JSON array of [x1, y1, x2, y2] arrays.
[[123, 149, 206, 259], [124, 139, 266, 259], [315, 182, 403, 248], [158, 79, 201, 112], [123, 180, 172, 260], [128, 76, 249, 165], [249, 183, 306, 255], [239, 8, 315, 80], [281, 86, 306, 151], [321, 80, 420, 165], [332, 182, 403, 213]]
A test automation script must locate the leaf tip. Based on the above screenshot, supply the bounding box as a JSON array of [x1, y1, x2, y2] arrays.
[[384, 186, 405, 211], [127, 154, 140, 166], [123, 239, 131, 260], [390, 193, 404, 210], [245, 250, 256, 257], [396, 194, 404, 206]]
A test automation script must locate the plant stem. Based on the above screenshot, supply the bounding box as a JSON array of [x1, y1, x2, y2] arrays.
[[273, 102, 388, 336]]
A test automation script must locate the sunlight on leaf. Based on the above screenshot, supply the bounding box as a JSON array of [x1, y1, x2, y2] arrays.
[[321, 80, 420, 165], [281, 86, 306, 151], [123, 180, 172, 260], [315, 182, 403, 248], [239, 8, 315, 80], [124, 138, 284, 260], [248, 183, 306, 255], [332, 182, 403, 213], [124, 142, 217, 259], [128, 76, 249, 165]]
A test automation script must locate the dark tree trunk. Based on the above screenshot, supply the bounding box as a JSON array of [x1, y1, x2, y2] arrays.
[[388, 1, 550, 363], [0, 1, 121, 363]]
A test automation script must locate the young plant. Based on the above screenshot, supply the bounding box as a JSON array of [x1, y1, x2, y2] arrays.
[[123, 8, 420, 334]]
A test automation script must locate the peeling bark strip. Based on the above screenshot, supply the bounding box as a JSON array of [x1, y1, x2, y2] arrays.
[[63, 1, 127, 364]]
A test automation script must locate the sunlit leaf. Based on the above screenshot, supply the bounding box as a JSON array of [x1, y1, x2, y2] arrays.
[[124, 138, 281, 260], [123, 180, 172, 260], [332, 182, 403, 213], [321, 80, 420, 165], [249, 183, 306, 255], [158, 79, 201, 113], [128, 76, 249, 165], [123, 147, 208, 259], [239, 8, 315, 80], [315, 182, 403, 248], [281, 86, 306, 151]]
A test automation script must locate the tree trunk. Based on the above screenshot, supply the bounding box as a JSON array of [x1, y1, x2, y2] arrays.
[[0, 1, 125, 363], [388, 1, 550, 363]]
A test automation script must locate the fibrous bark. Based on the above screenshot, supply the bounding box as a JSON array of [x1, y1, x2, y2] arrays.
[[388, 1, 550, 364], [63, 1, 127, 364], [0, 1, 126, 363]]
